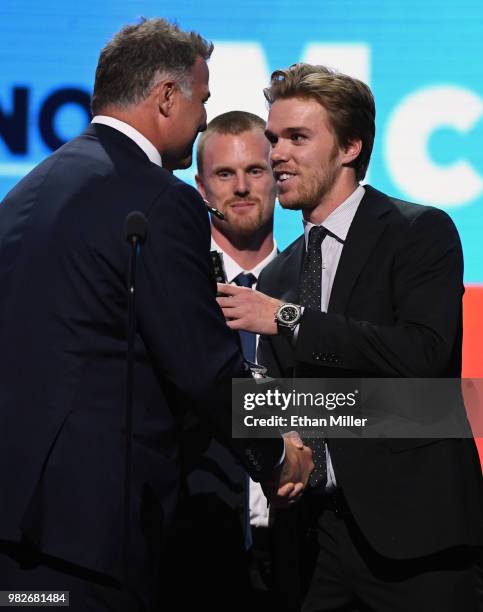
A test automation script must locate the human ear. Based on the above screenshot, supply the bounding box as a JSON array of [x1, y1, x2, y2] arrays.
[[342, 138, 362, 165], [157, 80, 177, 117], [195, 174, 207, 201]]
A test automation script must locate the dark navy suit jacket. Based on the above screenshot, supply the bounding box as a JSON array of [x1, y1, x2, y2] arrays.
[[0, 124, 283, 595], [257, 187, 483, 602]]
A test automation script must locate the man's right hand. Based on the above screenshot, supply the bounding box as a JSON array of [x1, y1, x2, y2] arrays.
[[262, 432, 314, 507]]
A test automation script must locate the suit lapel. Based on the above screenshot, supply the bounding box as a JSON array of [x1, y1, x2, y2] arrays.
[[328, 186, 393, 314], [277, 236, 305, 303], [263, 236, 305, 376], [262, 188, 393, 374]]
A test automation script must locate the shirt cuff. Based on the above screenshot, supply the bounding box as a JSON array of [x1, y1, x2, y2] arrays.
[[292, 306, 304, 344], [275, 443, 286, 467]]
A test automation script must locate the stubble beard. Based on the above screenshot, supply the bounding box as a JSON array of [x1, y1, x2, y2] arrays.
[[163, 150, 193, 171], [223, 203, 265, 237], [278, 149, 340, 212]]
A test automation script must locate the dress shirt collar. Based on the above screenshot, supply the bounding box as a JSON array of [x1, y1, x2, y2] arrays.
[[210, 235, 278, 283], [303, 184, 365, 247], [91, 115, 163, 167]]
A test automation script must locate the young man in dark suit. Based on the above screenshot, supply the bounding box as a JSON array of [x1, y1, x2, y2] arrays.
[[217, 63, 483, 611], [0, 24, 313, 611]]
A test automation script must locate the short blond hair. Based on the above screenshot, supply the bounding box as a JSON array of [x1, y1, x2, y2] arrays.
[[196, 111, 266, 176]]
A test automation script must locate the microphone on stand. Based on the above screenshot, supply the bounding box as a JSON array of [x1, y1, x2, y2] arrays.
[[122, 211, 148, 604], [125, 210, 148, 245]]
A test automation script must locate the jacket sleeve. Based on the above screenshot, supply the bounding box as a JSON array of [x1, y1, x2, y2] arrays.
[[136, 180, 283, 479]]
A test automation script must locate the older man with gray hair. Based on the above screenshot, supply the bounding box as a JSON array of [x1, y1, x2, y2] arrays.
[[0, 21, 313, 612]]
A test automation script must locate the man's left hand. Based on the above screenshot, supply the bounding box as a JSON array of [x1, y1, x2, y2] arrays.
[[216, 282, 282, 335]]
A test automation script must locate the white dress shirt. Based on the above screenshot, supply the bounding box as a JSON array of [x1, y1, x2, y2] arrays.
[[91, 116, 162, 167], [211, 237, 278, 285], [302, 184, 365, 488], [211, 235, 278, 527]]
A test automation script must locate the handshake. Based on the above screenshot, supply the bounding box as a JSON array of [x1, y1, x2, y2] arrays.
[[262, 432, 314, 507], [216, 282, 315, 505]]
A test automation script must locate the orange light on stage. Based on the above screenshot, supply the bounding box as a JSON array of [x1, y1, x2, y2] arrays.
[[463, 285, 483, 466]]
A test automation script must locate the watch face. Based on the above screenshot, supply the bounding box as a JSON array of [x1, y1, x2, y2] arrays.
[[280, 305, 299, 323]]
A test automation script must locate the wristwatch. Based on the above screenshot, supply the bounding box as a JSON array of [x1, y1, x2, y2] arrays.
[[275, 303, 302, 335]]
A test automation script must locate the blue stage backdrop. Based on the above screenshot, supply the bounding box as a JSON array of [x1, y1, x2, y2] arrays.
[[0, 0, 482, 282]]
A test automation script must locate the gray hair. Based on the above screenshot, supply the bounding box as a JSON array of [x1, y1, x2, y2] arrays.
[[91, 17, 213, 114]]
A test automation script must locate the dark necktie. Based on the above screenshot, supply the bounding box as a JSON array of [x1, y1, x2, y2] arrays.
[[233, 272, 257, 362], [299, 226, 328, 488], [233, 271, 257, 550]]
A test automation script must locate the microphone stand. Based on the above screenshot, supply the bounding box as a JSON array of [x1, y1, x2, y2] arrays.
[[123, 212, 147, 607]]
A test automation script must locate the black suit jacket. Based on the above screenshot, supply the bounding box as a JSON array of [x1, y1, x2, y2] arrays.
[[258, 185, 483, 561], [0, 124, 283, 597], [179, 250, 280, 540]]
